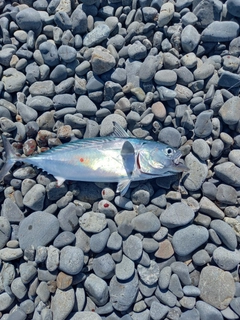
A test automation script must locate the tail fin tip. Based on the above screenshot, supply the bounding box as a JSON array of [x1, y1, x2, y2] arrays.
[[0, 135, 18, 182]]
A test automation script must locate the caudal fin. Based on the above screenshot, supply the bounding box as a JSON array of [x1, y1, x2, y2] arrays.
[[0, 135, 19, 181]]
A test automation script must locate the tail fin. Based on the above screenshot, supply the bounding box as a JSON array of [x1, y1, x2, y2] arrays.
[[0, 136, 19, 181]]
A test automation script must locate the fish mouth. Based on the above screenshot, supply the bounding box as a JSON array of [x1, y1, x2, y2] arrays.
[[172, 151, 189, 172]]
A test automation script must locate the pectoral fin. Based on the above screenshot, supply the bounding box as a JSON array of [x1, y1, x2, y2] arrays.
[[55, 176, 65, 186], [117, 178, 131, 196], [121, 141, 135, 175], [111, 121, 129, 138]]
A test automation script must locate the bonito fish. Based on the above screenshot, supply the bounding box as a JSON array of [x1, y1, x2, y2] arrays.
[[0, 123, 188, 196]]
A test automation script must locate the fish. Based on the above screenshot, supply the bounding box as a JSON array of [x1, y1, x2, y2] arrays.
[[0, 122, 188, 196]]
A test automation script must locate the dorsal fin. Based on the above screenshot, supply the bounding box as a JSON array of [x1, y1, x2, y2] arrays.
[[111, 122, 129, 138]]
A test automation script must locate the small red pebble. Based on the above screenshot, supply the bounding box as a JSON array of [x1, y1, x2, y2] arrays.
[[103, 203, 109, 208]]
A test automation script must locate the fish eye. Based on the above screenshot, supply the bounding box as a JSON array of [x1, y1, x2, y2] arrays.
[[165, 147, 174, 156]]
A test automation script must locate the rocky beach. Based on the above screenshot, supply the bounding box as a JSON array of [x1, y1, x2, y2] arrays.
[[0, 0, 240, 319]]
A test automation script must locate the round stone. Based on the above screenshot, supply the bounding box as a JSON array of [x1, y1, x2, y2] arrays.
[[18, 211, 59, 250], [79, 212, 107, 233], [59, 246, 84, 275], [132, 212, 160, 233]]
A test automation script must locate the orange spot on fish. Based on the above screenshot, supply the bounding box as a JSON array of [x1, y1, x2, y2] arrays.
[[80, 158, 84, 162]]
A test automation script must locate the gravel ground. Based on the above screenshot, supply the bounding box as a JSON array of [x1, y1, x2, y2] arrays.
[[0, 0, 240, 319]]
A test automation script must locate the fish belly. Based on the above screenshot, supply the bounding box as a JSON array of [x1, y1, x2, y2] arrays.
[[24, 148, 128, 183]]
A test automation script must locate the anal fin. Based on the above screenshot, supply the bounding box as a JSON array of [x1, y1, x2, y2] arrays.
[[117, 178, 131, 196]]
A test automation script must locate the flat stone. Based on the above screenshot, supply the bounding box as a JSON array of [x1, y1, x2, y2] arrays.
[[79, 211, 107, 233], [210, 219, 237, 250], [84, 274, 108, 306], [109, 272, 138, 312], [132, 212, 160, 233], [137, 260, 159, 286], [196, 301, 224, 320], [198, 266, 235, 310], [183, 152, 208, 191], [172, 225, 209, 256], [83, 24, 110, 47], [0, 248, 23, 261], [18, 211, 59, 250], [160, 203, 194, 228], [123, 235, 143, 261], [116, 254, 135, 281], [219, 96, 240, 125], [214, 162, 240, 187], [59, 246, 84, 275], [213, 247, 240, 271], [51, 287, 75, 320], [201, 21, 239, 42], [200, 196, 224, 219], [2, 68, 26, 93]]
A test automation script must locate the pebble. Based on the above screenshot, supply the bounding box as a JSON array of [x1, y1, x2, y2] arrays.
[[199, 266, 235, 310], [79, 212, 107, 233], [51, 287, 75, 320], [214, 162, 240, 188], [201, 21, 239, 42], [183, 152, 208, 191], [109, 272, 138, 312], [115, 254, 134, 281], [18, 211, 59, 250], [0, 1, 239, 319], [213, 246, 240, 271], [123, 235, 142, 261], [210, 219, 237, 250], [90, 228, 110, 253], [83, 24, 110, 47], [172, 224, 209, 256], [132, 212, 160, 233], [59, 246, 84, 275], [160, 203, 194, 228], [84, 274, 108, 306], [92, 253, 115, 279]]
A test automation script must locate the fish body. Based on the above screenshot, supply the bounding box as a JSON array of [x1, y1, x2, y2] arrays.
[[0, 123, 187, 195]]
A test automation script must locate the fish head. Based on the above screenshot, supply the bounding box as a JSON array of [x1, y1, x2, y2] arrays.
[[138, 143, 188, 176]]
